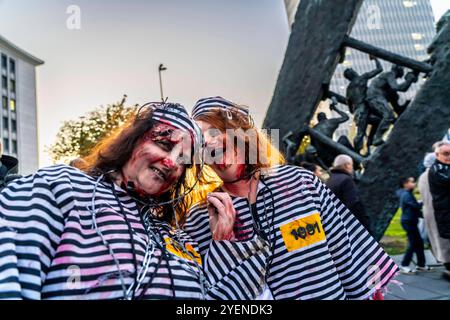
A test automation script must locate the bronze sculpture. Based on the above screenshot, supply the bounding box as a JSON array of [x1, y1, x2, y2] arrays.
[[344, 56, 382, 153], [263, 1, 448, 240], [366, 65, 419, 146], [311, 97, 352, 167]]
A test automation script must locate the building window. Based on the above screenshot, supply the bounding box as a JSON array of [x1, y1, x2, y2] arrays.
[[414, 44, 425, 51], [2, 96, 7, 110], [1, 76, 7, 90], [10, 79, 16, 94], [11, 118, 17, 132], [3, 138, 9, 153], [411, 33, 423, 40], [9, 59, 16, 74], [3, 117, 8, 130], [1, 54, 6, 70], [403, 1, 417, 8], [343, 60, 353, 67], [12, 140, 17, 154], [10, 99, 16, 112]]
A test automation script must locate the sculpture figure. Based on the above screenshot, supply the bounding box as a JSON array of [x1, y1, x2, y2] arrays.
[[366, 65, 418, 146], [344, 56, 383, 153], [311, 97, 352, 166]]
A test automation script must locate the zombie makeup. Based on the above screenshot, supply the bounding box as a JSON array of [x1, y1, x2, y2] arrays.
[[121, 123, 192, 197], [197, 120, 247, 183]]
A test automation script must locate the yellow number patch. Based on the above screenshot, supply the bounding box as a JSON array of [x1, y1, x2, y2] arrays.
[[164, 237, 202, 265], [280, 213, 326, 252]]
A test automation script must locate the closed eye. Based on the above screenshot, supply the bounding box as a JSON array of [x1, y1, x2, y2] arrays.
[[157, 140, 174, 151]]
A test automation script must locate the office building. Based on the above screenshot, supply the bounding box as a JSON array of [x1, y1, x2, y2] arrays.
[[1, 34, 44, 174]]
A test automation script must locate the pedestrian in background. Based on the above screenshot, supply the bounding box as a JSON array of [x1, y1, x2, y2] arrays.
[[397, 177, 432, 274], [429, 141, 450, 239], [327, 155, 372, 235], [419, 144, 450, 282], [428, 141, 450, 281], [0, 141, 20, 191]]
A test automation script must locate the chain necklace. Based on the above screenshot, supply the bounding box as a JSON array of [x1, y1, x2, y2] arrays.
[[141, 208, 209, 299]]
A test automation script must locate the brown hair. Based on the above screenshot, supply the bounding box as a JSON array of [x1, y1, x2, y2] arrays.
[[196, 108, 285, 173], [78, 108, 191, 225]]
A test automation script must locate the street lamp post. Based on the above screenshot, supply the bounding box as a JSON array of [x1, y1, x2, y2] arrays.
[[158, 64, 167, 101]]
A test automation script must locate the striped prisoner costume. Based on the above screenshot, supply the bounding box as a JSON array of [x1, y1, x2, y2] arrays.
[[184, 165, 399, 300], [0, 165, 269, 299]]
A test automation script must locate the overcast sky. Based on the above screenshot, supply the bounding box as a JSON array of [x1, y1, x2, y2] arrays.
[[0, 0, 448, 167]]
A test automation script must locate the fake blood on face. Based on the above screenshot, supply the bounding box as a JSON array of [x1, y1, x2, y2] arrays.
[[222, 164, 247, 193], [122, 133, 182, 197], [215, 163, 228, 171], [235, 164, 246, 180], [161, 158, 175, 169]]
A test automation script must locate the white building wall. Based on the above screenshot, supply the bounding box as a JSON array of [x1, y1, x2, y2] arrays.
[[0, 39, 41, 175], [16, 59, 39, 175]]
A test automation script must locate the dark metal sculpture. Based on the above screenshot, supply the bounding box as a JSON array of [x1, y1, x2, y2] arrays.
[[263, 0, 364, 154], [344, 56, 383, 153], [307, 127, 365, 166], [343, 36, 433, 73], [358, 11, 450, 239], [263, 1, 449, 240], [311, 98, 352, 167], [282, 131, 299, 165], [314, 98, 349, 138], [366, 65, 419, 146]]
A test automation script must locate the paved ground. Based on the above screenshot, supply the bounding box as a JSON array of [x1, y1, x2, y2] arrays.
[[384, 250, 450, 300]]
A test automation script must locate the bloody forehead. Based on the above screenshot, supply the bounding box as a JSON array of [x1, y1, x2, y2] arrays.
[[152, 122, 177, 133], [142, 123, 193, 148]]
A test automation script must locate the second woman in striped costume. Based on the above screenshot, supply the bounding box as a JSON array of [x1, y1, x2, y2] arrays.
[[183, 96, 399, 300]]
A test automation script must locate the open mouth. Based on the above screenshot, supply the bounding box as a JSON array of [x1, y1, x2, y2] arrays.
[[149, 166, 168, 180]]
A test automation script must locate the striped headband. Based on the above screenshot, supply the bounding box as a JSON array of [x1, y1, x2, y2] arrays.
[[139, 102, 203, 148], [192, 96, 250, 120]]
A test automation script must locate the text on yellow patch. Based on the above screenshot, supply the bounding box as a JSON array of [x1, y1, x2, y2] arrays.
[[280, 213, 326, 252], [164, 237, 202, 265]]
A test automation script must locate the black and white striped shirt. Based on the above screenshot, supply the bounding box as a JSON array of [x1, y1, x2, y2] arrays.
[[0, 165, 269, 300], [184, 165, 399, 300]]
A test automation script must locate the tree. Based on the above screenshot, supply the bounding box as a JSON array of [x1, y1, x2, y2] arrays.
[[48, 95, 137, 163]]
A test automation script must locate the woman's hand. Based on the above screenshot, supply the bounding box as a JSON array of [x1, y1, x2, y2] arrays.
[[207, 192, 236, 241]]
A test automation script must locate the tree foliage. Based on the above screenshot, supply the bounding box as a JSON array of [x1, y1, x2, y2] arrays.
[[48, 95, 137, 163]]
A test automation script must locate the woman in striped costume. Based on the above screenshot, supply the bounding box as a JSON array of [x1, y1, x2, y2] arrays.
[[184, 96, 399, 300], [0, 102, 269, 300]]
